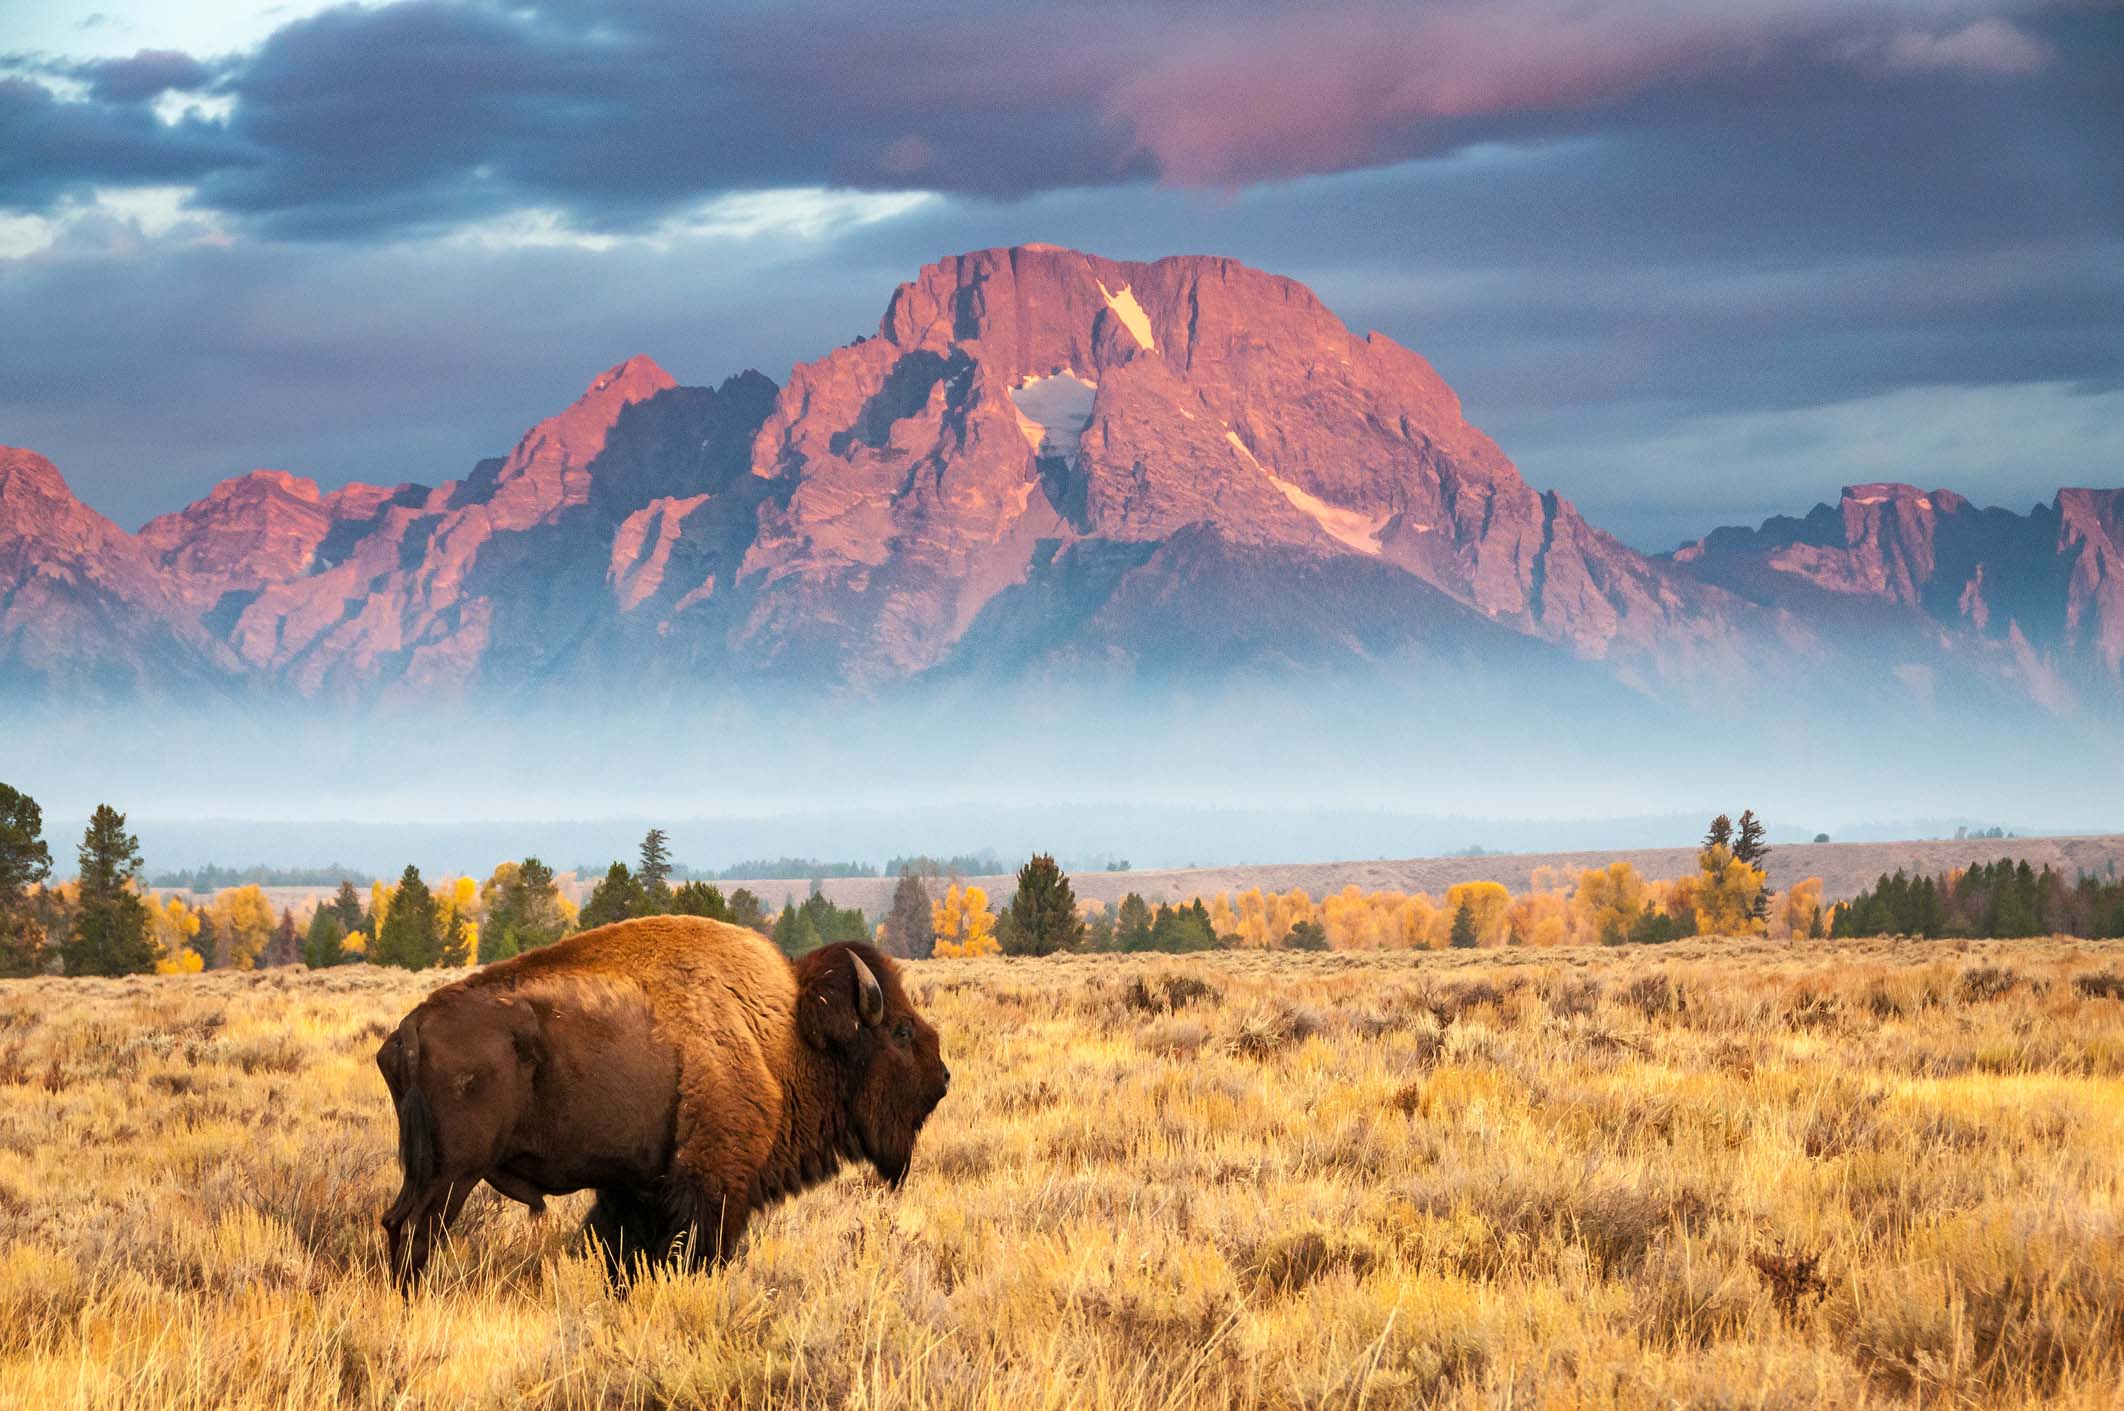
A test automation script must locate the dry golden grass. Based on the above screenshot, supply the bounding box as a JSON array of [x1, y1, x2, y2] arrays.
[[3, 937, 2123, 1410]]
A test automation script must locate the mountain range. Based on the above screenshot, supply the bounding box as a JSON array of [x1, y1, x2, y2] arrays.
[[4, 244, 2120, 713]]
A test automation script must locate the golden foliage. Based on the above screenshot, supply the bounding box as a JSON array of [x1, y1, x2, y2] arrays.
[[931, 883, 998, 958], [1695, 844, 1768, 937], [209, 884, 277, 970]]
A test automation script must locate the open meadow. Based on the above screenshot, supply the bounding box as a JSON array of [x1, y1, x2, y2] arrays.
[[3, 938, 2123, 1410]]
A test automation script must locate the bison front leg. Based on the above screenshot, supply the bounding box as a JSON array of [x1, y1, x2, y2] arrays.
[[581, 1185, 670, 1288], [663, 1174, 753, 1271]]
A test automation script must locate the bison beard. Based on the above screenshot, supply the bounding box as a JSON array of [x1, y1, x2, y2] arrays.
[[375, 921, 949, 1289]]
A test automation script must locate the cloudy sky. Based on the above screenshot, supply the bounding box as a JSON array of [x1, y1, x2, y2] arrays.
[[2, 0, 2119, 548]]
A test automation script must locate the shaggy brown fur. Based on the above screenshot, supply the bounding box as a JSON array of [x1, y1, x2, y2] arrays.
[[375, 917, 949, 1288]]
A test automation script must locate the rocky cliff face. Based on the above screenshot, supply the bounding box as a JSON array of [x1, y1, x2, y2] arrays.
[[628, 245, 1746, 687], [1667, 482, 2124, 691], [2, 246, 2117, 710], [0, 447, 232, 700]]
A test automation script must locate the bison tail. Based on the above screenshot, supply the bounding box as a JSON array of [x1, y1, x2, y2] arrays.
[[382, 1024, 438, 1227]]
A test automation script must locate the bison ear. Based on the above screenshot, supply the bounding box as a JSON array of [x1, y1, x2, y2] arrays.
[[798, 953, 864, 1051]]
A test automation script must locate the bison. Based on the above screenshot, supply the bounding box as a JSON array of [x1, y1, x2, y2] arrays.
[[374, 916, 949, 1287]]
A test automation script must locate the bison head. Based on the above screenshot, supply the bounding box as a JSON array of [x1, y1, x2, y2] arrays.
[[796, 942, 949, 1186]]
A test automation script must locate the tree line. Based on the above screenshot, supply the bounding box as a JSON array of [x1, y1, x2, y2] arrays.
[[1830, 859, 2124, 939]]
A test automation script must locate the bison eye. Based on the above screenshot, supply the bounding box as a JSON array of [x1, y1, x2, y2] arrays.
[[893, 1019, 913, 1044]]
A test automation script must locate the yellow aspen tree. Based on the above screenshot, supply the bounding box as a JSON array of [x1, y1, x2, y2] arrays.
[[1694, 844, 1767, 935], [931, 884, 999, 958], [1444, 881, 1511, 946], [1573, 862, 1648, 946], [211, 884, 277, 969], [150, 894, 203, 973], [1774, 877, 1826, 939]]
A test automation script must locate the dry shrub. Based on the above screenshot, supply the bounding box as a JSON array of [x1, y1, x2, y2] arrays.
[[1139, 1016, 1209, 1058], [1221, 1000, 1322, 1059], [1750, 1244, 1829, 1317], [1620, 972, 1677, 1018], [1543, 975, 1602, 1019], [1124, 971, 1220, 1014], [1957, 966, 2023, 1004], [2073, 969, 2124, 1000], [1236, 1228, 1378, 1294]]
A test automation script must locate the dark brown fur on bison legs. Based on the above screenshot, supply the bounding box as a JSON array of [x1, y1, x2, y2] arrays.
[[376, 919, 949, 1290]]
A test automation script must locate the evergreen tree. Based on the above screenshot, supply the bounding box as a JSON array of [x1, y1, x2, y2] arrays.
[[1703, 814, 1733, 851], [638, 829, 673, 913], [881, 867, 935, 958], [728, 887, 767, 932], [1732, 810, 1770, 867], [796, 890, 867, 944], [1448, 902, 1479, 949], [670, 880, 728, 920], [330, 880, 367, 937], [64, 804, 155, 976], [773, 900, 823, 956], [1282, 919, 1330, 950], [1083, 907, 1116, 951], [194, 911, 220, 968], [374, 865, 442, 969], [1145, 902, 1216, 952], [303, 905, 347, 968], [1114, 892, 1153, 950], [579, 862, 645, 930], [482, 856, 567, 957], [267, 907, 300, 967], [0, 782, 53, 977], [1733, 810, 1771, 919], [439, 907, 471, 967], [998, 853, 1083, 956]]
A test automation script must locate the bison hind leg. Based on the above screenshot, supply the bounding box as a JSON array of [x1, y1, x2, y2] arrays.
[[580, 1186, 669, 1288]]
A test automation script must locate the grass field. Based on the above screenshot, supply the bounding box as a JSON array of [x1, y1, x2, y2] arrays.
[[3, 938, 2123, 1409]]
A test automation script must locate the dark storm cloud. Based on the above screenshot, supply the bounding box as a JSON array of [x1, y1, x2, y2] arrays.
[[0, 73, 238, 203], [71, 48, 216, 103], [3, 0, 2111, 237]]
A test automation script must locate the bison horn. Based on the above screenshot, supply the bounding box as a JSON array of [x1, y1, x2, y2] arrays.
[[850, 953, 886, 1027]]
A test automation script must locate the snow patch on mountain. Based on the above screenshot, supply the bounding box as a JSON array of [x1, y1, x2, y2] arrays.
[[1009, 370, 1098, 458], [1226, 431, 1386, 556], [1097, 281, 1156, 351]]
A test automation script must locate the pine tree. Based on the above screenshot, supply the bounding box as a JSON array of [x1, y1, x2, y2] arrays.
[[268, 907, 300, 967], [481, 856, 567, 957], [0, 782, 53, 977], [194, 911, 220, 969], [580, 862, 645, 930], [773, 900, 823, 956], [881, 867, 934, 958], [303, 905, 347, 968], [375, 864, 442, 969], [671, 880, 728, 920], [1114, 892, 1153, 950], [439, 907, 471, 967], [1732, 810, 1770, 866], [1448, 902, 1479, 949], [330, 880, 366, 937], [64, 804, 155, 976], [727, 887, 767, 932], [1703, 814, 1733, 851], [999, 853, 1083, 957], [638, 829, 673, 913]]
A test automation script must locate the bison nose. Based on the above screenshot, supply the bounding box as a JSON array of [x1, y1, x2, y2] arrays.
[[941, 1065, 952, 1093]]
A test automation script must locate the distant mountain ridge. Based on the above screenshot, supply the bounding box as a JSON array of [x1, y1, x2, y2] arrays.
[[3, 245, 2118, 711]]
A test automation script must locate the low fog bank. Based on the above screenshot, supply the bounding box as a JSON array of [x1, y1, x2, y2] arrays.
[[5, 669, 2118, 877]]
